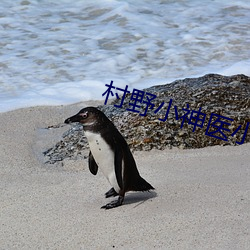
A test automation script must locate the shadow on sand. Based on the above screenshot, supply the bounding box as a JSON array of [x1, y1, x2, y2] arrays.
[[122, 190, 157, 208]]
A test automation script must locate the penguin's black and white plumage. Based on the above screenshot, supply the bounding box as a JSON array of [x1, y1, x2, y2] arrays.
[[65, 107, 154, 209]]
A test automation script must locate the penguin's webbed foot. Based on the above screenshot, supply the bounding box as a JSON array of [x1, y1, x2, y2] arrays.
[[105, 187, 118, 198], [101, 196, 124, 209]]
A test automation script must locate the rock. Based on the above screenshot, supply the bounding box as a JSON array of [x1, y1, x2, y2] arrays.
[[43, 74, 250, 164]]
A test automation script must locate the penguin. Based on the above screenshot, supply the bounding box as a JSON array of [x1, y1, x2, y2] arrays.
[[65, 106, 154, 209]]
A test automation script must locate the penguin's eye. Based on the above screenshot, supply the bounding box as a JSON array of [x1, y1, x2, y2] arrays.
[[79, 112, 88, 119]]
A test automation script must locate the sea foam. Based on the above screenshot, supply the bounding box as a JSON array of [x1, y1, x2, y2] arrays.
[[0, 0, 249, 112]]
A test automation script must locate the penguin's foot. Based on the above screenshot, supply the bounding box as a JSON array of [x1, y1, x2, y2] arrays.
[[105, 187, 118, 198], [101, 196, 124, 209]]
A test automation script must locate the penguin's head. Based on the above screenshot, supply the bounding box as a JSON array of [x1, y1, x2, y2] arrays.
[[65, 107, 108, 129]]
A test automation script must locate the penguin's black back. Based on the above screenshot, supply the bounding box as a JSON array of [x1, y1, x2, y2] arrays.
[[96, 111, 154, 192]]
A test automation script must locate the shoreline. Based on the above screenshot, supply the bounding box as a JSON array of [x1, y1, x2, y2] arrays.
[[0, 101, 249, 249]]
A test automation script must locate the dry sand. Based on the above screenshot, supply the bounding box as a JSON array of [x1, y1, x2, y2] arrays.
[[0, 101, 249, 249]]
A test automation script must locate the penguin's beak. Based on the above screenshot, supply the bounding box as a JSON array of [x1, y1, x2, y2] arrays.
[[64, 114, 81, 124]]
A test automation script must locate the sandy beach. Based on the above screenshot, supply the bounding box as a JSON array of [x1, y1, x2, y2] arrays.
[[0, 101, 249, 249]]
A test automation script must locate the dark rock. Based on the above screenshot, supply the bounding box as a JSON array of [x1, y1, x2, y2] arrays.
[[43, 74, 250, 164]]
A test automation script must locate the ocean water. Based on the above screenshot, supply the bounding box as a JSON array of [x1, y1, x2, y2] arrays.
[[0, 0, 250, 112]]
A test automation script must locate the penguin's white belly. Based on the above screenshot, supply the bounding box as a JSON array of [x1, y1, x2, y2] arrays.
[[85, 131, 120, 193]]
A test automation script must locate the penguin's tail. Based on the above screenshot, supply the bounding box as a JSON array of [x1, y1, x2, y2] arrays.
[[132, 176, 154, 192]]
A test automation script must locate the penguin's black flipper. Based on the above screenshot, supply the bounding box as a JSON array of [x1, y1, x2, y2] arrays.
[[105, 187, 118, 198], [114, 145, 124, 190], [88, 151, 98, 175]]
